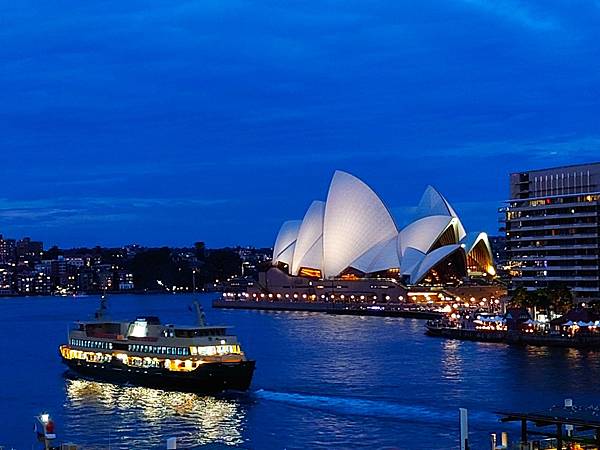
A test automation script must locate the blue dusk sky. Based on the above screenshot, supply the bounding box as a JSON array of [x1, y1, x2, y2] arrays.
[[1, 1, 599, 248]]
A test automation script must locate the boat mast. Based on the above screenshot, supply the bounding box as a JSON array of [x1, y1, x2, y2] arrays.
[[95, 295, 109, 321], [193, 301, 207, 327]]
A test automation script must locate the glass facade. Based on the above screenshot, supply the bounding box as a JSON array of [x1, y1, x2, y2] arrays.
[[504, 163, 600, 299]]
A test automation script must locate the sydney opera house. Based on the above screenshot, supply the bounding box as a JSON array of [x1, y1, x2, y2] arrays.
[[253, 171, 495, 302]]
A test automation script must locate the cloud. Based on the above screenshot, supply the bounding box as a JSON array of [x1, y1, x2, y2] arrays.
[[458, 0, 558, 31], [0, 1, 598, 246], [0, 196, 231, 226]]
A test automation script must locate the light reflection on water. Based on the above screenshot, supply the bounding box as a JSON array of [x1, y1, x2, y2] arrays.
[[6, 294, 600, 449], [64, 379, 247, 449], [441, 339, 463, 382]]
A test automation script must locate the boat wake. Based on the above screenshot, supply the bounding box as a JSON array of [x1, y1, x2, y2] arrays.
[[253, 389, 496, 426]]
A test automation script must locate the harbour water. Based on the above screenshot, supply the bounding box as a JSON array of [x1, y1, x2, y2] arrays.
[[2, 293, 600, 449]]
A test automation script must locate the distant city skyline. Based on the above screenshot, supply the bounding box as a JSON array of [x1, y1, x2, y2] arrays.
[[2, 1, 599, 248]]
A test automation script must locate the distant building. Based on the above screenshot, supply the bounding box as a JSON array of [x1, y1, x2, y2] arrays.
[[35, 260, 53, 276], [0, 268, 13, 295], [488, 235, 509, 281], [118, 270, 135, 290], [66, 257, 85, 269], [15, 237, 43, 264], [78, 269, 95, 292], [504, 162, 600, 300], [0, 235, 16, 264], [51, 256, 68, 286], [94, 264, 114, 291], [15, 271, 52, 295]]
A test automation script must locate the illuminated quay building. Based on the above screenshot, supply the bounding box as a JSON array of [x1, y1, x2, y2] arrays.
[[241, 171, 497, 305], [504, 162, 600, 300]]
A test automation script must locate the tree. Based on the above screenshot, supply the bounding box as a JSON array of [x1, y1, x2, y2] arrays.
[[509, 286, 574, 316], [43, 245, 62, 260], [200, 249, 242, 283], [129, 247, 191, 291], [510, 287, 534, 309], [548, 286, 573, 315], [194, 241, 206, 260]]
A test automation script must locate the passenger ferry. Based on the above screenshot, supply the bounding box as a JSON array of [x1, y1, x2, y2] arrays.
[[59, 301, 255, 392]]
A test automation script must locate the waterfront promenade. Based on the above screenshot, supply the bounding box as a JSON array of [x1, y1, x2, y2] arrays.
[[212, 298, 442, 319]]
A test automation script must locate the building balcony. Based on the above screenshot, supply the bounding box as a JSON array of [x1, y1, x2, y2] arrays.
[[519, 265, 599, 271], [508, 244, 599, 251], [507, 211, 598, 223], [509, 255, 598, 261], [507, 233, 598, 242], [512, 275, 599, 281], [507, 201, 598, 211], [506, 222, 598, 232]]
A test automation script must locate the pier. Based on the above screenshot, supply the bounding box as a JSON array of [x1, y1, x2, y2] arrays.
[[496, 401, 600, 449], [425, 307, 600, 350]]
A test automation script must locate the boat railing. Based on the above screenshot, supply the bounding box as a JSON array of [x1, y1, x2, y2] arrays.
[[505, 438, 557, 449]]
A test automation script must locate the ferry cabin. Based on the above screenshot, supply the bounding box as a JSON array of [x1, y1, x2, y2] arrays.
[[60, 317, 245, 372]]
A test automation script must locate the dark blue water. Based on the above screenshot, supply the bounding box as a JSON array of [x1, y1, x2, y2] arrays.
[[2, 294, 600, 449]]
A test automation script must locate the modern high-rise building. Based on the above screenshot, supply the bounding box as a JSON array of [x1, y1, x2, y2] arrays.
[[0, 235, 16, 264], [504, 162, 600, 300]]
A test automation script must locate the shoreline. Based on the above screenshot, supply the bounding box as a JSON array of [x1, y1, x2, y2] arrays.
[[426, 326, 600, 349], [212, 299, 442, 319], [0, 290, 204, 299]]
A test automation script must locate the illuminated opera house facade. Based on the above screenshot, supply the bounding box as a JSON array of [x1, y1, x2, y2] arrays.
[[253, 171, 495, 303]]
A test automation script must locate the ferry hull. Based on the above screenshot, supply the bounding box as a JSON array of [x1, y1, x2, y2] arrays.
[[61, 357, 255, 393]]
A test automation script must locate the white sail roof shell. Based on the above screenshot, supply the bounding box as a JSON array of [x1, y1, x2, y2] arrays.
[[461, 231, 492, 256], [272, 220, 301, 265], [294, 236, 323, 274], [322, 171, 398, 278], [349, 235, 400, 274], [399, 215, 456, 255], [461, 231, 494, 275], [414, 186, 467, 241], [401, 247, 426, 277], [275, 241, 296, 267], [410, 244, 464, 284], [291, 201, 325, 275]]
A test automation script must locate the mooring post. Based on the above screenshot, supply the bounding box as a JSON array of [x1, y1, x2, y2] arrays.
[[459, 408, 469, 450]]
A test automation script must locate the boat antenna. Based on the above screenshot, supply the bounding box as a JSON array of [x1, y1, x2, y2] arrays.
[[193, 301, 207, 327]]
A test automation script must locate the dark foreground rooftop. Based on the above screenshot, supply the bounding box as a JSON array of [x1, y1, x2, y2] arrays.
[[497, 404, 600, 449]]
